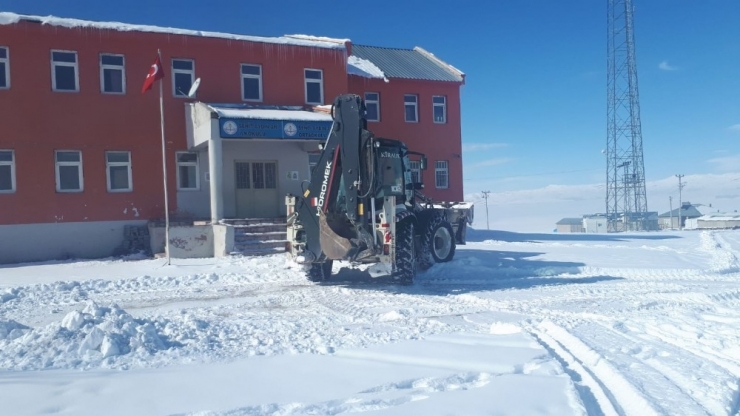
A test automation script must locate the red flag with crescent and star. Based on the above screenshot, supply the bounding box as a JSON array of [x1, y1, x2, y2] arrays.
[[141, 55, 165, 93]]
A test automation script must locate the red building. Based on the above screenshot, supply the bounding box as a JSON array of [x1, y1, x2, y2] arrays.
[[0, 12, 465, 263]]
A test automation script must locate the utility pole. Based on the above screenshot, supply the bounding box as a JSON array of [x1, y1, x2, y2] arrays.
[[676, 174, 685, 230], [481, 191, 491, 230], [669, 196, 673, 230]]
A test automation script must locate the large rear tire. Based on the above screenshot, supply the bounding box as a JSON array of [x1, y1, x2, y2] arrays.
[[307, 260, 333, 282], [394, 219, 416, 285], [418, 215, 456, 270]]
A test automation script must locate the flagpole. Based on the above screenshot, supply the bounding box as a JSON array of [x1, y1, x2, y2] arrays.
[[157, 49, 171, 265]]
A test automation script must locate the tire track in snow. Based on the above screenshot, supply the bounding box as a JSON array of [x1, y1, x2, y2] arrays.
[[700, 231, 740, 274], [526, 323, 618, 416], [585, 320, 719, 415], [528, 320, 661, 416], [179, 372, 492, 416]]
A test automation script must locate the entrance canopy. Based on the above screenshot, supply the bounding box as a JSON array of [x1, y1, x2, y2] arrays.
[[186, 102, 333, 149]]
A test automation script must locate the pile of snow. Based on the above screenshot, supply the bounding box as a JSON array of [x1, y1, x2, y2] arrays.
[[0, 287, 18, 303], [0, 320, 28, 340], [0, 301, 177, 370]]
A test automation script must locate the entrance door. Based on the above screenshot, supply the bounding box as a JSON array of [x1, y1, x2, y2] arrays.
[[235, 161, 279, 218]]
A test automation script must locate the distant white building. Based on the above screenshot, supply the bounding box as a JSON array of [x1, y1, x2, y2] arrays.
[[556, 218, 584, 233], [686, 212, 740, 230], [583, 214, 607, 233]]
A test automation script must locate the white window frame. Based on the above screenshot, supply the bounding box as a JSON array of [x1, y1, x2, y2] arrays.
[[240, 63, 263, 102], [0, 46, 9, 90], [404, 94, 418, 123], [433, 95, 447, 124], [105, 151, 132, 192], [55, 150, 84, 193], [51, 50, 79, 92], [99, 53, 126, 94], [304, 68, 324, 105], [364, 92, 380, 122], [0, 149, 15, 193], [171, 58, 195, 98], [435, 160, 449, 189], [409, 160, 421, 184], [176, 152, 200, 191]]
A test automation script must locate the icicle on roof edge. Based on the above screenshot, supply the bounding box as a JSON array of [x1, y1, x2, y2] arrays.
[[0, 12, 347, 50]]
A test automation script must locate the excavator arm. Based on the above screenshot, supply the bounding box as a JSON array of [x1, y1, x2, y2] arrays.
[[295, 94, 376, 262]]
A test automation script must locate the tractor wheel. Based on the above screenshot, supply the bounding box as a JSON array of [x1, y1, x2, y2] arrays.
[[418, 215, 456, 270], [394, 219, 416, 285], [307, 260, 333, 282]]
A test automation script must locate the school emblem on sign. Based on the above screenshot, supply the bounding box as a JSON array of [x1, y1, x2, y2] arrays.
[[223, 121, 238, 135], [283, 122, 298, 137]]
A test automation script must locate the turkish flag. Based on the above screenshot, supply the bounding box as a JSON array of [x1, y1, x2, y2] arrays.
[[141, 55, 165, 93]]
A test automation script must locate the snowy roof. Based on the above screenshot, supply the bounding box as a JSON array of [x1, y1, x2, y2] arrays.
[[347, 56, 388, 81], [658, 205, 703, 218], [0, 12, 346, 50], [205, 104, 332, 122], [350, 45, 464, 82], [698, 212, 740, 221], [556, 218, 583, 225]]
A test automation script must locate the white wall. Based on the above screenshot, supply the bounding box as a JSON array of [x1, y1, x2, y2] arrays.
[[0, 220, 147, 264], [584, 218, 607, 233]]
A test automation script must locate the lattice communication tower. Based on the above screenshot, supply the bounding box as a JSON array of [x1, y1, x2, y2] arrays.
[[606, 0, 649, 232]]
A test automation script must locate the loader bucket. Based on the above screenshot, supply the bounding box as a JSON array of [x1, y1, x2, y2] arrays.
[[318, 212, 354, 260]]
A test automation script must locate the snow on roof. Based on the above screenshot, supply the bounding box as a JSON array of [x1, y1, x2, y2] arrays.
[[347, 56, 388, 82], [285, 34, 349, 45], [698, 212, 740, 221], [206, 104, 332, 122], [0, 12, 346, 50], [413, 47, 466, 77]]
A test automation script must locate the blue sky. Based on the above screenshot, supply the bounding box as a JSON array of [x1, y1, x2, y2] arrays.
[[3, 0, 739, 214]]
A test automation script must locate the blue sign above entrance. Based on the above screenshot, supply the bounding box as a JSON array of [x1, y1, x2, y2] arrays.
[[219, 118, 332, 140]]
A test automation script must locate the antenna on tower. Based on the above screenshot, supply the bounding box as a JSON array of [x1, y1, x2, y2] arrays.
[[606, 0, 649, 232]]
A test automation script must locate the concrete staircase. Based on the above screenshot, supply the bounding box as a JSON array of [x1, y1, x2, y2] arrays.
[[226, 218, 288, 257]]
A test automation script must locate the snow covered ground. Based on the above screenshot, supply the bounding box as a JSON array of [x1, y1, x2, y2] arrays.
[[1, 229, 740, 415]]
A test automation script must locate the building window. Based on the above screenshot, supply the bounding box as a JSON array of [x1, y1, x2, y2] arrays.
[[433, 95, 447, 124], [100, 53, 125, 94], [0, 47, 9, 89], [435, 160, 449, 189], [304, 68, 323, 104], [55, 150, 83, 192], [176, 152, 199, 190], [0, 150, 15, 193], [365, 92, 380, 122], [172, 59, 194, 97], [51, 50, 79, 92], [105, 151, 132, 192], [409, 160, 421, 184], [404, 94, 418, 122], [241, 64, 262, 101]]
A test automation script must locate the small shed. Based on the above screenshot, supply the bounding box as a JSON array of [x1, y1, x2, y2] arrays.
[[556, 218, 584, 233]]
